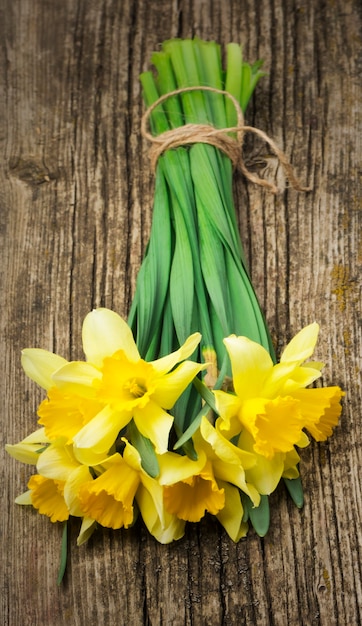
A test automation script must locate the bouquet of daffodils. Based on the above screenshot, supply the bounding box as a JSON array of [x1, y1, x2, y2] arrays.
[[6, 39, 343, 582]]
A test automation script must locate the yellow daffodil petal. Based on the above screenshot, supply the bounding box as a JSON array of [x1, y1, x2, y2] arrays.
[[5, 428, 49, 465], [18, 427, 48, 443], [282, 448, 301, 480], [200, 416, 256, 470], [52, 362, 102, 397], [21, 348, 68, 390], [151, 332, 201, 375], [27, 475, 69, 522], [163, 460, 225, 522], [158, 450, 207, 485], [15, 490, 32, 505], [152, 361, 205, 409], [216, 481, 248, 542], [281, 365, 323, 394], [136, 483, 186, 543], [134, 401, 174, 455], [197, 419, 260, 505], [82, 308, 140, 367], [73, 405, 130, 457], [77, 517, 97, 546], [64, 466, 93, 517], [241, 396, 304, 459], [213, 390, 242, 437], [199, 417, 260, 506], [280, 322, 319, 365], [296, 431, 310, 448], [78, 455, 140, 529], [122, 441, 183, 537], [262, 362, 302, 397], [224, 335, 273, 399], [239, 430, 285, 495], [6, 442, 41, 465], [36, 441, 80, 481], [293, 386, 344, 441]]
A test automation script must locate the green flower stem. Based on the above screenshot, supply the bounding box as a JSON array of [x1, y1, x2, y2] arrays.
[[129, 38, 275, 442]]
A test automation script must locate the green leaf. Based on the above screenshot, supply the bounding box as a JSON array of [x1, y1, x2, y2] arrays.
[[128, 420, 160, 478], [242, 493, 270, 537], [169, 189, 194, 345], [284, 476, 304, 509], [173, 402, 210, 450], [57, 521, 68, 585], [192, 376, 218, 413], [128, 168, 172, 358]]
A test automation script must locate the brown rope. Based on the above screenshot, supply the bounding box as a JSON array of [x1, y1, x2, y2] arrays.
[[141, 86, 311, 194]]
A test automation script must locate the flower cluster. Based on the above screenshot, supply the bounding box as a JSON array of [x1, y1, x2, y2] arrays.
[[7, 308, 343, 546]]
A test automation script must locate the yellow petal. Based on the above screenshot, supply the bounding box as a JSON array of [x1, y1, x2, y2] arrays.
[[158, 450, 207, 485], [262, 362, 301, 397], [200, 417, 256, 470], [213, 390, 242, 438], [36, 441, 80, 481], [223, 335, 273, 399], [52, 362, 102, 397], [73, 405, 130, 457], [280, 322, 319, 365], [216, 481, 248, 542], [281, 365, 323, 393], [73, 445, 115, 467], [282, 448, 301, 480], [82, 308, 140, 366], [239, 430, 285, 495], [77, 517, 97, 546], [134, 401, 174, 455], [21, 349, 68, 390], [152, 361, 205, 409], [15, 490, 32, 505], [6, 429, 49, 465], [64, 466, 93, 517], [151, 332, 201, 375], [136, 483, 185, 543]]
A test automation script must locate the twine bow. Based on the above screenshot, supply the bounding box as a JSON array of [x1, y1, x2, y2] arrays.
[[141, 86, 311, 194]]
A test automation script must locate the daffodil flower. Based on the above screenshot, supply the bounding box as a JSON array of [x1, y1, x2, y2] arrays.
[[78, 439, 184, 541], [158, 448, 225, 523], [214, 323, 344, 460], [13, 438, 96, 543], [17, 475, 70, 523], [195, 416, 260, 506], [21, 309, 204, 458]]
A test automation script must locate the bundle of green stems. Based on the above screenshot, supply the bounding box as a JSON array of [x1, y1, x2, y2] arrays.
[[128, 38, 275, 443]]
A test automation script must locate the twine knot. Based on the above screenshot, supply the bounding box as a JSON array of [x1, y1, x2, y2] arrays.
[[141, 86, 311, 194]]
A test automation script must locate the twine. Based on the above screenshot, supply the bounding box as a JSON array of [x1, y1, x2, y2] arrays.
[[141, 86, 311, 194]]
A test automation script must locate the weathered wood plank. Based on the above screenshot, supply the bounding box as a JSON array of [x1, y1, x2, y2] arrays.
[[1, 0, 361, 624]]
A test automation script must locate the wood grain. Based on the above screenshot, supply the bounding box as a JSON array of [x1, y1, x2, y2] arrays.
[[1, 1, 361, 624]]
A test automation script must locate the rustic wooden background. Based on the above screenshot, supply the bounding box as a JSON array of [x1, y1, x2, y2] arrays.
[[1, 0, 361, 624]]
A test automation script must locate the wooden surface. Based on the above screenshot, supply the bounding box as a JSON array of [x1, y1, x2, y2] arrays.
[[1, 1, 361, 624]]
